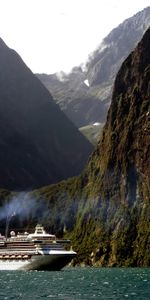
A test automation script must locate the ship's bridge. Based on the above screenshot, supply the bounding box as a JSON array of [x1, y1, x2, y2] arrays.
[[27, 224, 56, 241]]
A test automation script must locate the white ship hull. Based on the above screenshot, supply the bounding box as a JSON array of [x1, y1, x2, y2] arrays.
[[0, 250, 76, 271]]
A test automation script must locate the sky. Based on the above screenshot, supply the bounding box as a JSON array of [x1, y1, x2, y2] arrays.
[[0, 0, 149, 74]]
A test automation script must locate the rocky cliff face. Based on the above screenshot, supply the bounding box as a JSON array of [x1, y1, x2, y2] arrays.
[[38, 7, 150, 129], [33, 27, 150, 266], [0, 38, 93, 190], [74, 26, 150, 266]]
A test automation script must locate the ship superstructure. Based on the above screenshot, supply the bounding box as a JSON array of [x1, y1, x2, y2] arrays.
[[0, 224, 76, 270]]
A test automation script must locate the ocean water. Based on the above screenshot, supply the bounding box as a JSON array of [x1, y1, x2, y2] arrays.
[[0, 267, 149, 300]]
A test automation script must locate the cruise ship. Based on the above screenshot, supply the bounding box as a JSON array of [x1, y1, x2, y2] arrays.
[[0, 224, 76, 270]]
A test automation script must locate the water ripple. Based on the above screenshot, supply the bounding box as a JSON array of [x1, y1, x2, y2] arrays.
[[0, 267, 149, 299]]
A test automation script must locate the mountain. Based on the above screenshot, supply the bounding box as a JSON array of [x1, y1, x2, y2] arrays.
[[33, 26, 150, 266], [36, 62, 109, 128], [0, 38, 93, 190], [37, 67, 104, 128], [79, 123, 103, 146], [37, 7, 150, 130]]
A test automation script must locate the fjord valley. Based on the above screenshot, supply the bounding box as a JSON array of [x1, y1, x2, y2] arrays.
[[31, 26, 150, 267], [37, 6, 150, 145], [0, 10, 149, 269], [0, 38, 93, 190]]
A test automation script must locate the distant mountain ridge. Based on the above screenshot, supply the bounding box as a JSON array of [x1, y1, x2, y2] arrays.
[[0, 38, 93, 190], [37, 7, 150, 129], [87, 6, 150, 85]]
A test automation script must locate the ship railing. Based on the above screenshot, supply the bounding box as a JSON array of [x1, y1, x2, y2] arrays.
[[56, 239, 71, 244]]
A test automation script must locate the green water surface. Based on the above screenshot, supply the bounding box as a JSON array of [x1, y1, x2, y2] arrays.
[[0, 267, 149, 299]]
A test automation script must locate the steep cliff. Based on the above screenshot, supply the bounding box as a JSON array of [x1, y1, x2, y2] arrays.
[[73, 26, 150, 266], [34, 27, 150, 266], [0, 38, 93, 190]]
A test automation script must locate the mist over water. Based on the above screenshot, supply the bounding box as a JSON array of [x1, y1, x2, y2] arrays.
[[0, 190, 79, 236], [0, 192, 37, 221], [0, 192, 50, 235]]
